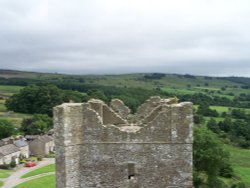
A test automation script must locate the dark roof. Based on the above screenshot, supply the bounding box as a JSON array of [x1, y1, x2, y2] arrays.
[[14, 139, 28, 148], [0, 144, 20, 156], [25, 135, 40, 140], [1, 137, 13, 142], [31, 135, 54, 143]]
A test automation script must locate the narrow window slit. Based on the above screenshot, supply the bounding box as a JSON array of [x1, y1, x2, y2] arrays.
[[128, 163, 135, 180]]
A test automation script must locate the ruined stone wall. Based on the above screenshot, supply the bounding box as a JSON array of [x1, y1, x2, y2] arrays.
[[54, 97, 193, 188]]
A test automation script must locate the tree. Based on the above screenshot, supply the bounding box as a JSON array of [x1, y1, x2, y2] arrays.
[[63, 90, 86, 103], [219, 117, 233, 132], [197, 104, 219, 117], [0, 119, 15, 139], [6, 85, 64, 116], [193, 126, 232, 187], [20, 114, 53, 135], [193, 114, 204, 124], [87, 89, 108, 102], [207, 118, 220, 133]]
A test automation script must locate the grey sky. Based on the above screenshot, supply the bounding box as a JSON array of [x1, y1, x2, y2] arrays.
[[0, 0, 250, 76]]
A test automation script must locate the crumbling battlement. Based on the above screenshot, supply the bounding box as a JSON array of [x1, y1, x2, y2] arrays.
[[54, 96, 193, 188]]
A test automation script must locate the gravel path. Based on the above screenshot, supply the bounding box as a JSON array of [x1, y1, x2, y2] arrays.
[[2, 158, 55, 188]]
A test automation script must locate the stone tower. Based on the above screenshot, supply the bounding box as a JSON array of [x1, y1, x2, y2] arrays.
[[54, 96, 193, 188]]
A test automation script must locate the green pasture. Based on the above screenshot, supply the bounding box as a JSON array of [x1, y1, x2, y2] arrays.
[[0, 104, 6, 112], [161, 87, 196, 95], [0, 85, 23, 93], [225, 145, 250, 186]]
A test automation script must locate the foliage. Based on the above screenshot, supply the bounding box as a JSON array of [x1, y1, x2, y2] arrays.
[[87, 89, 108, 102], [193, 126, 233, 187], [5, 85, 86, 116], [144, 73, 166, 79], [20, 114, 53, 135], [207, 118, 220, 133], [0, 119, 15, 139], [9, 160, 16, 168], [197, 103, 219, 117], [193, 114, 205, 124], [5, 85, 64, 116]]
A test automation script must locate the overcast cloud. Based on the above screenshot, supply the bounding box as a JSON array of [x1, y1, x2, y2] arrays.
[[0, 0, 250, 76]]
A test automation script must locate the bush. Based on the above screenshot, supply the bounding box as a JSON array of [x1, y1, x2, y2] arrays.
[[0, 164, 10, 169], [0, 119, 15, 139], [9, 160, 16, 168], [37, 156, 43, 161], [19, 159, 27, 164], [21, 114, 53, 135]]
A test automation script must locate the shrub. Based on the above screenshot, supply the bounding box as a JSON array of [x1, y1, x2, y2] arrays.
[[0, 164, 10, 169], [37, 156, 43, 161], [9, 160, 16, 168]]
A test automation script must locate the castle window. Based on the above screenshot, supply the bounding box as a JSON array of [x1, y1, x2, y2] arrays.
[[128, 163, 135, 179]]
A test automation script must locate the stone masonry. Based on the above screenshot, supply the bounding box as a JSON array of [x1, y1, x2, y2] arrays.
[[54, 96, 193, 188]]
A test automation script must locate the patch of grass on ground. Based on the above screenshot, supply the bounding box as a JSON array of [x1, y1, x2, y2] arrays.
[[194, 86, 220, 91], [210, 106, 250, 114], [0, 85, 23, 93], [0, 181, 3, 187], [225, 145, 250, 186], [0, 169, 13, 178], [0, 117, 23, 127], [14, 175, 55, 188], [0, 103, 6, 112], [0, 113, 32, 127], [21, 164, 55, 178], [204, 116, 225, 123], [161, 87, 196, 95], [210, 106, 230, 114]]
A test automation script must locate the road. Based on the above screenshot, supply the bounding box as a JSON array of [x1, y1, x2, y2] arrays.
[[2, 158, 55, 188]]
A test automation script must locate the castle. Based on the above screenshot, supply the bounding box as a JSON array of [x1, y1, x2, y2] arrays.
[[54, 96, 193, 188]]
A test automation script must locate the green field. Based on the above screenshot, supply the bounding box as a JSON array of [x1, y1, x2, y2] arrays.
[[0, 85, 23, 93], [0, 169, 13, 178], [0, 89, 32, 127], [225, 145, 250, 186], [21, 164, 55, 178], [0, 71, 250, 187], [0, 103, 6, 112], [14, 175, 55, 188]]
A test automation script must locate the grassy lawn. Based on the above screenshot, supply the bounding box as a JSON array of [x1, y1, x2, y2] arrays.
[[14, 175, 55, 188], [0, 181, 3, 187], [225, 145, 250, 186], [21, 164, 55, 178], [0, 169, 13, 178]]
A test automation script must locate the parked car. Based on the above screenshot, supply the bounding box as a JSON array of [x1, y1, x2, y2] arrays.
[[25, 162, 37, 167]]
